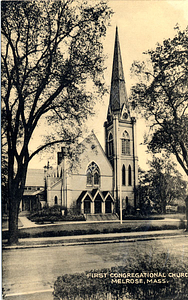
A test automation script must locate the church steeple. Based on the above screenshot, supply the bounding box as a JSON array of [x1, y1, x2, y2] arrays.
[[108, 27, 128, 114], [104, 27, 138, 212]]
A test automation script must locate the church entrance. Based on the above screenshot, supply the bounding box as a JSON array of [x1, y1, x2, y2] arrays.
[[105, 196, 112, 213], [84, 200, 91, 214], [84, 195, 91, 214], [94, 194, 103, 213], [95, 200, 101, 213]]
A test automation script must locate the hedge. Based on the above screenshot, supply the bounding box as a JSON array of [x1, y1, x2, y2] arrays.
[[53, 252, 188, 300]]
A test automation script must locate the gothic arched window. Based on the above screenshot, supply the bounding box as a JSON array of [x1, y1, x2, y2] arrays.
[[122, 131, 130, 155], [122, 165, 126, 186], [108, 132, 114, 157], [86, 162, 100, 186], [128, 165, 132, 186]]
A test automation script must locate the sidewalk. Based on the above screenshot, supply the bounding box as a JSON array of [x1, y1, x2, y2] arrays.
[[18, 216, 181, 228], [3, 229, 188, 250], [19, 216, 39, 228]]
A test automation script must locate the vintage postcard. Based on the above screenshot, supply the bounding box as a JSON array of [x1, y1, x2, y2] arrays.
[[2, 1, 188, 299]]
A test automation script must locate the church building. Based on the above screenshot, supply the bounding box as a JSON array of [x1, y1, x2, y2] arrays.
[[45, 27, 138, 216]]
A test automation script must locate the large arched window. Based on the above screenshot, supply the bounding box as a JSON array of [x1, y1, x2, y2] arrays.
[[108, 132, 114, 157], [122, 131, 130, 155], [122, 165, 126, 186], [86, 162, 100, 186], [128, 165, 132, 186]]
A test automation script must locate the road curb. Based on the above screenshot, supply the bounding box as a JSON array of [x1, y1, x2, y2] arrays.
[[3, 233, 188, 250]]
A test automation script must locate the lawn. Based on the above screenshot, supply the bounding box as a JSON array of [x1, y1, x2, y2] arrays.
[[160, 213, 186, 220], [2, 218, 23, 230], [2, 215, 185, 240]]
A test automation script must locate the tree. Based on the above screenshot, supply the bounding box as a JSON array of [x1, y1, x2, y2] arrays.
[[137, 167, 153, 215], [2, 109, 9, 215], [131, 26, 188, 177], [138, 157, 187, 214], [1, 0, 112, 244]]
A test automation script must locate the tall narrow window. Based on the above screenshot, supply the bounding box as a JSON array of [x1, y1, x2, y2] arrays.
[[86, 162, 100, 186], [108, 132, 113, 157], [122, 165, 126, 186], [126, 197, 129, 207], [87, 172, 92, 185], [54, 196, 58, 205], [122, 131, 130, 155], [128, 165, 132, 186], [126, 140, 130, 155], [94, 172, 99, 185], [122, 139, 126, 155]]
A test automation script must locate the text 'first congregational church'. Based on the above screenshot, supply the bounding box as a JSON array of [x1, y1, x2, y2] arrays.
[[21, 28, 138, 217]]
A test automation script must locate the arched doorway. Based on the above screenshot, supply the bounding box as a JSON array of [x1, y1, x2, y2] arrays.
[[105, 196, 113, 213], [84, 195, 91, 214], [94, 194, 103, 213]]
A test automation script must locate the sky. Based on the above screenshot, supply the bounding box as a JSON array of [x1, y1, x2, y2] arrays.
[[29, 0, 188, 178]]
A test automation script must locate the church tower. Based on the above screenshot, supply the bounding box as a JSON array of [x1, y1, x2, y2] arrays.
[[104, 27, 138, 212]]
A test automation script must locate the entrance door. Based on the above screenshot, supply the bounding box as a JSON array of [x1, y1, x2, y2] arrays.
[[105, 201, 111, 213], [95, 200, 101, 213], [22, 198, 31, 211], [84, 200, 91, 214]]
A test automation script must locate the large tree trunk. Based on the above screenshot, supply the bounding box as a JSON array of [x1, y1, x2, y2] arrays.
[[8, 193, 20, 244], [161, 200, 166, 214], [8, 160, 28, 245]]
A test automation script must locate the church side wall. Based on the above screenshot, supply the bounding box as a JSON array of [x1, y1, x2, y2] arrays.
[[47, 179, 62, 207]]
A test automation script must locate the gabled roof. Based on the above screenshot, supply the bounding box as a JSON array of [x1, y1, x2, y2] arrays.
[[90, 131, 113, 171], [23, 189, 44, 196], [77, 189, 115, 203], [93, 189, 104, 201], [102, 191, 108, 198], [25, 169, 44, 187], [50, 178, 62, 189], [77, 191, 93, 202], [77, 191, 87, 202], [102, 191, 114, 201], [91, 188, 98, 197]]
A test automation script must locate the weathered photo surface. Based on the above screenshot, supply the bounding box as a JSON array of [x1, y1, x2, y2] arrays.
[[2, 1, 188, 299]]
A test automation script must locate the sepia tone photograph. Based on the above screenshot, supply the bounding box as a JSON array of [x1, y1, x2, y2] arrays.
[[2, 0, 188, 299]]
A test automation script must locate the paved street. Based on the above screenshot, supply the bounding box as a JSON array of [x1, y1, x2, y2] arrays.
[[3, 235, 188, 299]]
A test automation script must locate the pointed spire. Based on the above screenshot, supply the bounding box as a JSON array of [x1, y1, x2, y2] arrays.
[[109, 27, 128, 114]]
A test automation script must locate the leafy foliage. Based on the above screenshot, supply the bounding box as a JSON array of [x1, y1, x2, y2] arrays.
[[1, 0, 112, 244], [131, 26, 188, 176], [29, 205, 86, 223], [2, 0, 112, 160], [138, 157, 187, 214]]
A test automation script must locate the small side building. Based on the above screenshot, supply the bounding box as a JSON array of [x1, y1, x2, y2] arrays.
[[20, 169, 45, 211]]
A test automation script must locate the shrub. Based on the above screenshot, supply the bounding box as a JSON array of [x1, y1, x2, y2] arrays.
[[29, 206, 85, 223], [53, 252, 188, 300]]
